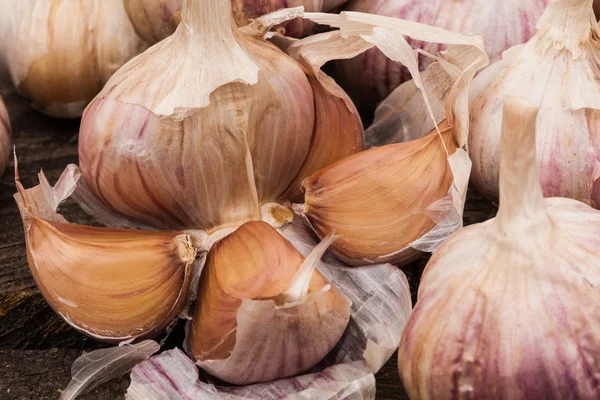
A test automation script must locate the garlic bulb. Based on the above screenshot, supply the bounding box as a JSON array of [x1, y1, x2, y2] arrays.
[[190, 221, 350, 384], [14, 167, 196, 342], [124, 0, 349, 44], [0, 96, 10, 176], [333, 0, 547, 111], [469, 0, 600, 208], [0, 0, 146, 118], [399, 97, 600, 399], [79, 0, 362, 231]]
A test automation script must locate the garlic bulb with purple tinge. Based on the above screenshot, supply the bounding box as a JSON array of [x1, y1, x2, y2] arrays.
[[469, 0, 600, 208], [333, 0, 547, 111], [399, 97, 600, 399], [0, 96, 10, 176]]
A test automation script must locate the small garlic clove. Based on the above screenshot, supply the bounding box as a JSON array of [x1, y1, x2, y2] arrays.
[[0, 96, 10, 176], [123, 0, 183, 44], [0, 0, 146, 118], [15, 169, 196, 342], [303, 121, 457, 266], [189, 221, 350, 385]]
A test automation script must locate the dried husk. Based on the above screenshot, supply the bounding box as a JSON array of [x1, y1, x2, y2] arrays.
[[123, 0, 349, 44], [79, 0, 317, 232], [332, 0, 548, 111], [189, 221, 351, 384], [470, 0, 600, 208], [399, 97, 600, 399], [0, 95, 10, 176], [0, 0, 146, 118], [290, 15, 488, 266], [14, 165, 196, 342]]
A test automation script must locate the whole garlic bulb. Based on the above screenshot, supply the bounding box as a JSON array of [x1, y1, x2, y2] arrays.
[[79, 0, 363, 232], [0, 0, 147, 118], [333, 0, 547, 111], [123, 0, 348, 44], [469, 0, 600, 207], [0, 96, 10, 176], [399, 97, 600, 399]]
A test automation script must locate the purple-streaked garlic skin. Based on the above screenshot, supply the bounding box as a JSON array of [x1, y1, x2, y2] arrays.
[[333, 0, 548, 111], [0, 96, 10, 176], [469, 0, 600, 208], [399, 198, 600, 400]]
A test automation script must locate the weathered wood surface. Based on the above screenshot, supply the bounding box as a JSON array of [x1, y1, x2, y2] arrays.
[[0, 90, 496, 399]]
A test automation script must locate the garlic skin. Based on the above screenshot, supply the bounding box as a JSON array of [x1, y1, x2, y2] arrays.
[[124, 0, 348, 44], [399, 97, 600, 400], [190, 221, 350, 385], [303, 123, 457, 266], [0, 96, 10, 176], [469, 0, 600, 208], [333, 0, 547, 110], [0, 0, 146, 118], [79, 0, 317, 232], [14, 167, 196, 342]]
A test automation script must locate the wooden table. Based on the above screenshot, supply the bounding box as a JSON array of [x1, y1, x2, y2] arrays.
[[0, 90, 496, 399]]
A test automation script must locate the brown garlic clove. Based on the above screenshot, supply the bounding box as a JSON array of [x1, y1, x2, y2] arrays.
[[282, 72, 364, 203], [15, 170, 196, 342], [303, 120, 457, 266], [0, 96, 10, 176], [189, 221, 350, 385]]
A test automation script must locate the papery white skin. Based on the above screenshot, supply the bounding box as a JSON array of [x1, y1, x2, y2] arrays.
[[333, 0, 547, 109], [469, 0, 600, 207], [0, 96, 10, 176], [399, 97, 600, 400], [0, 0, 146, 118]]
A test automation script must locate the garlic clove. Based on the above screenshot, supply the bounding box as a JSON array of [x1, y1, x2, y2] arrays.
[[303, 122, 457, 266], [14, 167, 196, 342], [123, 0, 183, 44], [79, 0, 315, 232], [0, 96, 10, 176], [0, 0, 146, 118], [399, 97, 600, 400], [189, 221, 350, 385]]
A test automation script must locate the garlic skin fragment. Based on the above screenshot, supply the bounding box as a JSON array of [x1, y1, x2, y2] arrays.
[[303, 122, 457, 267], [15, 168, 196, 343], [124, 0, 349, 44], [399, 97, 600, 400], [79, 0, 315, 232], [0, 0, 146, 118], [189, 221, 351, 385], [333, 0, 547, 110], [0, 96, 10, 176], [469, 0, 600, 208]]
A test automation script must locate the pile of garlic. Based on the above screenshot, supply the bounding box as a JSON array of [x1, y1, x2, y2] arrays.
[[10, 0, 600, 398]]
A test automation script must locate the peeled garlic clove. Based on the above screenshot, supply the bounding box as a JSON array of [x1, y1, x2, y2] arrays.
[[79, 0, 315, 231], [0, 0, 146, 118], [303, 122, 457, 266], [399, 97, 600, 400], [15, 169, 196, 342], [189, 221, 350, 385], [0, 96, 10, 176], [333, 0, 547, 110], [470, 0, 600, 208]]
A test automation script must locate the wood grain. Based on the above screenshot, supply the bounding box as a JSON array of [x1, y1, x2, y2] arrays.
[[0, 90, 496, 399]]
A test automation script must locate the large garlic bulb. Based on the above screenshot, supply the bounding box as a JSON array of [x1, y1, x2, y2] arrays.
[[124, 0, 348, 44], [399, 97, 600, 399], [333, 0, 547, 111], [0, 0, 147, 119], [79, 0, 362, 232], [0, 96, 10, 176], [470, 0, 600, 207]]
